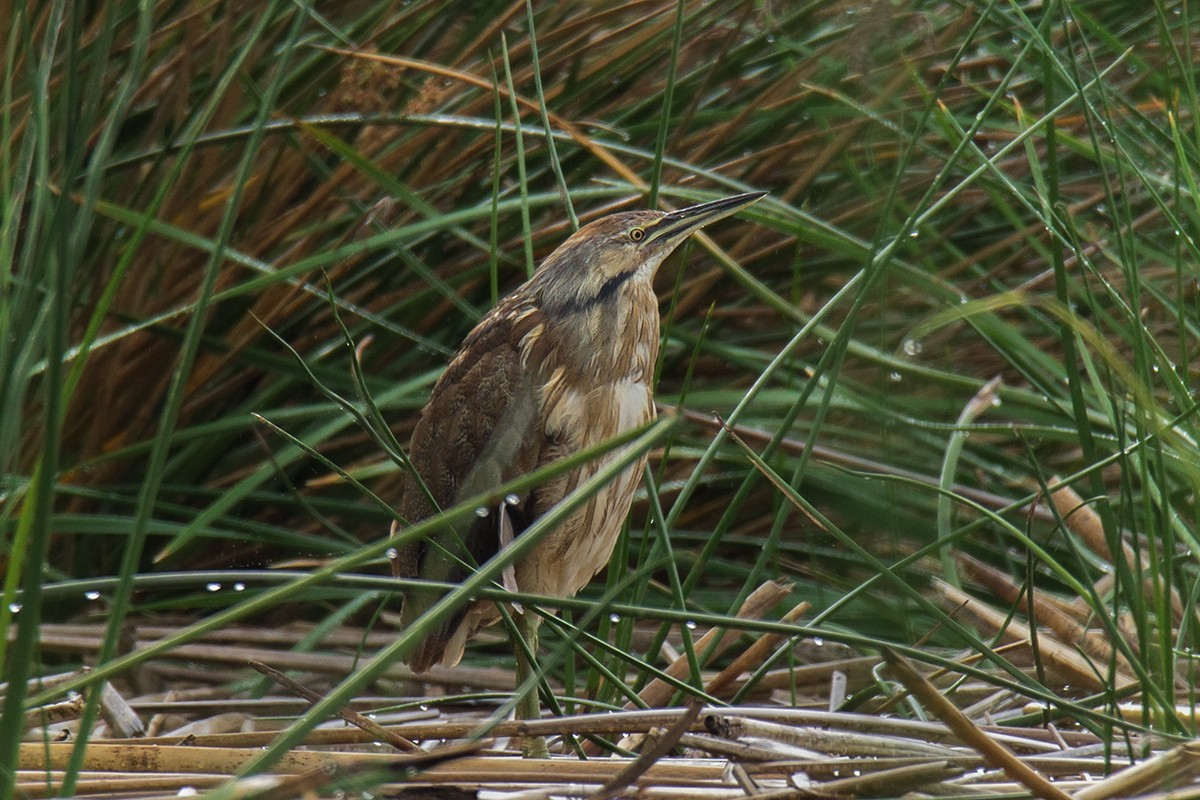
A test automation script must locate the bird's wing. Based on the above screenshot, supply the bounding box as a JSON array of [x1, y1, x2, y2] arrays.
[[394, 304, 546, 671]]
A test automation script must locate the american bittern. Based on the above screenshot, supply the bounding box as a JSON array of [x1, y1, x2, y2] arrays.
[[393, 191, 765, 753]]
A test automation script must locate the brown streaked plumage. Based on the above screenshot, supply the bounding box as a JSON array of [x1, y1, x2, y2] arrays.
[[393, 192, 766, 677]]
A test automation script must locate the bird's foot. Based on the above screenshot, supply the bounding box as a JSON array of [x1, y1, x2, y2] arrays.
[[521, 734, 550, 759]]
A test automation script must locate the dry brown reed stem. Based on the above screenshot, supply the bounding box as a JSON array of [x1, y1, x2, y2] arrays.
[[115, 621, 397, 649], [14, 773, 226, 800], [708, 715, 963, 759], [882, 648, 1074, 800], [677, 731, 799, 762], [22, 677, 142, 737], [248, 660, 420, 753], [1046, 477, 1186, 624], [17, 743, 727, 784], [935, 579, 1132, 692], [586, 580, 793, 756], [731, 655, 879, 695], [96, 681, 145, 739], [628, 580, 794, 710], [818, 760, 966, 797], [32, 633, 523, 691], [24, 695, 86, 730], [1111, 703, 1200, 726], [955, 552, 1137, 685], [592, 703, 702, 800], [703, 600, 811, 700], [1046, 478, 1119, 563], [158, 712, 254, 738], [1021, 701, 1200, 727], [134, 698, 434, 718], [116, 706, 1086, 751], [895, 639, 1026, 701], [716, 788, 810, 800], [1072, 740, 1200, 800], [0, 667, 92, 699], [738, 754, 1129, 782]]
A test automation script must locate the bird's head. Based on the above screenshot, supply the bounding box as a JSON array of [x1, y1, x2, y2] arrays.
[[533, 191, 766, 315]]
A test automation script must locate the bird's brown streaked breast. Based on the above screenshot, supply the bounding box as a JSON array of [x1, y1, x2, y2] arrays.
[[515, 371, 656, 600]]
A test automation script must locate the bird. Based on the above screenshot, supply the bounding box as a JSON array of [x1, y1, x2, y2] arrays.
[[391, 190, 765, 752]]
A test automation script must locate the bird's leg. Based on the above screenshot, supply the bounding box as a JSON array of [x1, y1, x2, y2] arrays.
[[514, 609, 549, 758], [497, 496, 523, 614], [498, 495, 545, 756]]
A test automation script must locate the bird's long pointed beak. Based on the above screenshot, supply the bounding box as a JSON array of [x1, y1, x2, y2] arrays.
[[645, 191, 767, 246]]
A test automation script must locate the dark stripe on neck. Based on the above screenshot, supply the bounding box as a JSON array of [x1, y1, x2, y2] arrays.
[[555, 269, 637, 315]]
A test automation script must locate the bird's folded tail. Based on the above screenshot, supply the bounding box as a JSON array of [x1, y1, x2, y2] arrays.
[[400, 499, 523, 672], [399, 589, 469, 674]]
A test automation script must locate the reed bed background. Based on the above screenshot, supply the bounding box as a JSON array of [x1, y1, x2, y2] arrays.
[[3, 1, 1199, 796]]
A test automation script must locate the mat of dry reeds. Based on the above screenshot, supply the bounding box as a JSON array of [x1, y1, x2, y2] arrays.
[[16, 570, 1200, 799]]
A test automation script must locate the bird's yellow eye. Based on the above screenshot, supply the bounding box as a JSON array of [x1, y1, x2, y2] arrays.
[[629, 227, 645, 242]]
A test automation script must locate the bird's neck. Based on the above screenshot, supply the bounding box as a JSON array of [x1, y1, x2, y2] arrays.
[[543, 281, 660, 387]]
